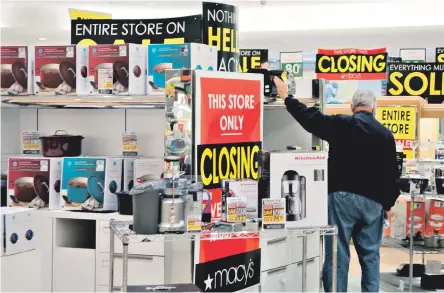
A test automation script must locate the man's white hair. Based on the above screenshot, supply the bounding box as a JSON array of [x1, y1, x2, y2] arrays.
[[352, 90, 376, 109]]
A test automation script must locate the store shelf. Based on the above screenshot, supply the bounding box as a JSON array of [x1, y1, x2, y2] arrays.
[[379, 272, 432, 292], [399, 192, 444, 200], [382, 237, 444, 254], [109, 220, 336, 244], [422, 104, 444, 119]]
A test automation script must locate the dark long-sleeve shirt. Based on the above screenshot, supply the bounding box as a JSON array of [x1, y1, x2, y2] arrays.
[[285, 96, 400, 210]]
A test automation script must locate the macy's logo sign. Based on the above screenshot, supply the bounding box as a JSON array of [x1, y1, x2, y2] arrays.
[[203, 258, 255, 291]]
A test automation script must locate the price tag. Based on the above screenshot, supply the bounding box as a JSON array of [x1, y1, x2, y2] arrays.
[[122, 132, 138, 156], [282, 62, 303, 78], [262, 198, 286, 230], [22, 131, 41, 155], [187, 216, 202, 232], [226, 197, 247, 223]]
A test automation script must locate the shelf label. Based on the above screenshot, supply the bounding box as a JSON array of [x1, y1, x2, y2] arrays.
[[122, 132, 138, 156], [22, 131, 41, 155], [187, 216, 202, 232], [262, 198, 286, 230]]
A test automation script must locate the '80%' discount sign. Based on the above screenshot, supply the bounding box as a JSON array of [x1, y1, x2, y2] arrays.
[[376, 106, 417, 159]]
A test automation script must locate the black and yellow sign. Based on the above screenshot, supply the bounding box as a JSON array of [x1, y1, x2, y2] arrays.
[[70, 15, 202, 45], [316, 48, 388, 80], [387, 62, 444, 104], [436, 48, 444, 63], [69, 9, 111, 20], [197, 142, 261, 189], [239, 49, 268, 73], [202, 2, 239, 72]]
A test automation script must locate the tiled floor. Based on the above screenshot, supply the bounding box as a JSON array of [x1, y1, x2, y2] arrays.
[[347, 245, 444, 292]]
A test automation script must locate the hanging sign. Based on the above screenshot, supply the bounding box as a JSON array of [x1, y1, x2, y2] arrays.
[[238, 49, 268, 73], [400, 48, 426, 63], [22, 131, 41, 155], [387, 62, 444, 104], [262, 198, 286, 230], [315, 48, 388, 80], [436, 48, 444, 63], [71, 15, 202, 45], [69, 9, 111, 20], [121, 132, 138, 156], [202, 2, 239, 72], [376, 106, 417, 159], [281, 51, 303, 78]]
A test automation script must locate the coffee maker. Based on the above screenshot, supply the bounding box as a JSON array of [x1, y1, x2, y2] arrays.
[[281, 170, 306, 221]]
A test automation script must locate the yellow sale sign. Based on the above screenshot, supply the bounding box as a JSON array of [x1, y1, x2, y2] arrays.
[[376, 106, 417, 159], [69, 9, 111, 20]]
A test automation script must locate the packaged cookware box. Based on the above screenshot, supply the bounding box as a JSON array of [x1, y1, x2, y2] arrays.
[[103, 158, 123, 211], [390, 197, 426, 239], [147, 43, 217, 95], [122, 158, 135, 192], [1, 46, 34, 96], [425, 198, 444, 234], [76, 45, 89, 95], [48, 158, 63, 210], [258, 150, 328, 228], [134, 157, 164, 184], [88, 44, 146, 95], [34, 45, 77, 95], [61, 157, 106, 210], [7, 157, 51, 209]]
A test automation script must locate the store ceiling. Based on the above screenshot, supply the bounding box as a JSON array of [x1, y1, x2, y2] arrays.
[[1, 0, 443, 51]]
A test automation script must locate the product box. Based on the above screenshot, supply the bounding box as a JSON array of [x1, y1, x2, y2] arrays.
[[1, 207, 36, 256], [134, 158, 164, 185], [48, 158, 63, 210], [390, 196, 426, 239], [122, 158, 135, 192], [222, 196, 247, 223], [76, 45, 89, 95], [258, 150, 328, 228], [88, 44, 146, 95], [147, 43, 217, 95], [425, 198, 444, 234], [7, 157, 51, 208], [103, 158, 123, 211], [61, 157, 106, 210], [221, 179, 258, 220], [1, 46, 33, 96], [34, 45, 76, 95]]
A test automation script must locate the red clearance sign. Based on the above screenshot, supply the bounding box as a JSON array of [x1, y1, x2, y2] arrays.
[[315, 47, 388, 80], [194, 71, 263, 219]]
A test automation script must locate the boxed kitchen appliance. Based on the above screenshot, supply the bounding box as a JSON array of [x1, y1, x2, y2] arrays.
[[34, 45, 77, 95], [390, 196, 426, 240], [7, 157, 51, 209], [425, 198, 444, 234], [103, 158, 123, 211], [221, 179, 259, 220], [48, 158, 63, 210], [88, 44, 146, 95], [60, 157, 106, 210], [258, 150, 328, 228], [1, 46, 33, 96], [147, 43, 216, 95], [134, 158, 164, 185], [122, 158, 135, 192], [1, 207, 36, 256], [76, 45, 89, 95]]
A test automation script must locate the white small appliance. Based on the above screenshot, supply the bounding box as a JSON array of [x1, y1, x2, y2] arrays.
[[1, 207, 36, 256]]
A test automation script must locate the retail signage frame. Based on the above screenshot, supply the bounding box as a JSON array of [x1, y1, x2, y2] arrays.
[[315, 48, 388, 80], [71, 15, 202, 45], [376, 105, 418, 159], [436, 47, 444, 63], [280, 51, 304, 78], [386, 62, 444, 104], [239, 49, 268, 72], [202, 2, 239, 72], [399, 48, 427, 63]]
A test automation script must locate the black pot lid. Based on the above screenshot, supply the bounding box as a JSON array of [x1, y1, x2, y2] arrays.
[[33, 175, 49, 203], [59, 61, 76, 88], [39, 131, 84, 139], [113, 61, 129, 88], [164, 155, 181, 162], [87, 176, 104, 203], [11, 62, 27, 88]]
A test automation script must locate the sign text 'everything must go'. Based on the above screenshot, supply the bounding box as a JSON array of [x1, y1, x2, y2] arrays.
[[203, 2, 239, 72]]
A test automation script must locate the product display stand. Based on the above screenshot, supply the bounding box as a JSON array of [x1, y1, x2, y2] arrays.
[[108, 220, 338, 292], [381, 192, 444, 292]]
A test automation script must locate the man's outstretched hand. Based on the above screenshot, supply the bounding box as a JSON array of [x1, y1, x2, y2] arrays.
[[274, 76, 288, 99]]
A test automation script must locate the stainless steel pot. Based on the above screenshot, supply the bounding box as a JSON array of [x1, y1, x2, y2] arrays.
[[424, 230, 441, 248]]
